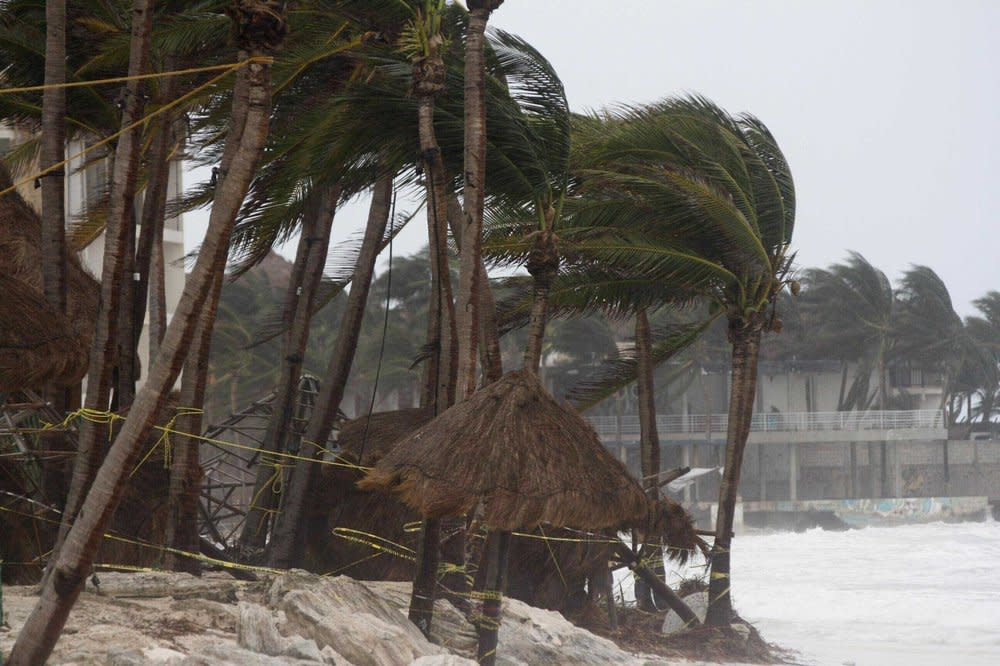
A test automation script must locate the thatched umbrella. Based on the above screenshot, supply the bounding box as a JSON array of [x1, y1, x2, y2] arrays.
[[359, 370, 650, 530], [313, 407, 631, 614], [337, 407, 433, 466], [0, 274, 88, 391], [360, 369, 697, 662]]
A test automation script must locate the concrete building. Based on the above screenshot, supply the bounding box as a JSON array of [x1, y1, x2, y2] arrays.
[[584, 357, 998, 517], [0, 123, 187, 388]]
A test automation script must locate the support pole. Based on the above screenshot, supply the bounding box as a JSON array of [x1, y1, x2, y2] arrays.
[[409, 518, 442, 638], [476, 530, 511, 666], [613, 543, 700, 629]]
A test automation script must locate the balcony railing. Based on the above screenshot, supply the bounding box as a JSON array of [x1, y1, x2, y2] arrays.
[[587, 409, 946, 438]]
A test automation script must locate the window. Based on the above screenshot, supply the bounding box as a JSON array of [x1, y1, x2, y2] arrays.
[[84, 156, 109, 210]]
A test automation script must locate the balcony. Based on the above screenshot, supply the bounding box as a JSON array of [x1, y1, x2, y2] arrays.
[[588, 409, 948, 445]]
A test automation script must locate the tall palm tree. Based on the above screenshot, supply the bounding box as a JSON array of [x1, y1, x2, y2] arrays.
[[798, 252, 897, 412], [963, 292, 1000, 425], [54, 0, 156, 566], [568, 96, 796, 626], [7, 4, 287, 661], [454, 0, 504, 399], [40, 0, 68, 413]]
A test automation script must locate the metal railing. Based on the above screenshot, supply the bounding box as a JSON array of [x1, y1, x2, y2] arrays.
[[587, 409, 946, 438]]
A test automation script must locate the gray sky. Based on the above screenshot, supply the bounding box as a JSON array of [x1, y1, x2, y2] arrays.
[[186, 0, 1000, 315]]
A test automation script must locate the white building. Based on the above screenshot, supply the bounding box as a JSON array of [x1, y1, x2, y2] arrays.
[[0, 124, 187, 388]]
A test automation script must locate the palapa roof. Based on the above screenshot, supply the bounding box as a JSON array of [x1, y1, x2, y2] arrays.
[[337, 407, 433, 466], [0, 164, 100, 358], [0, 273, 88, 391], [358, 369, 652, 531]]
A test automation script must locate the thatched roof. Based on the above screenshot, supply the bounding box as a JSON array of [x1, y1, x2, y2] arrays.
[[0, 164, 100, 360], [337, 407, 433, 466], [358, 370, 652, 531], [0, 273, 88, 391]]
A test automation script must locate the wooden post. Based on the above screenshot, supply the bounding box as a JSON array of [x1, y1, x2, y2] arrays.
[[613, 544, 700, 628], [476, 530, 511, 666], [605, 565, 618, 631], [409, 518, 441, 637]]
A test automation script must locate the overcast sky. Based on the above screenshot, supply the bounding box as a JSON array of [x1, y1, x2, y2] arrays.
[[185, 0, 1000, 315]]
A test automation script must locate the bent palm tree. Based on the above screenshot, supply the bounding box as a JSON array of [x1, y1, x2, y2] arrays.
[[569, 96, 796, 626], [7, 3, 286, 662]]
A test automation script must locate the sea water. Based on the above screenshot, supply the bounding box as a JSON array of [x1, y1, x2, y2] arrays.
[[616, 520, 1000, 665]]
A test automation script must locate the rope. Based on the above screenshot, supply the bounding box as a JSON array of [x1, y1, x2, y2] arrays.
[[0, 57, 274, 95], [29, 406, 372, 473], [0, 57, 265, 201]]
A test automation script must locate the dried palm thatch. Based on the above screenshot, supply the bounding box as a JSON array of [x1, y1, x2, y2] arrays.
[[0, 164, 100, 362], [0, 273, 88, 391], [336, 407, 433, 466], [358, 369, 651, 532]]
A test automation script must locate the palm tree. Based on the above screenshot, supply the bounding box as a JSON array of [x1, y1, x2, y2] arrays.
[[7, 4, 286, 661], [568, 96, 796, 626], [454, 0, 504, 399], [798, 252, 897, 412], [267, 173, 394, 568], [894, 265, 965, 411], [54, 0, 157, 567], [40, 0, 68, 410], [963, 292, 1000, 426]]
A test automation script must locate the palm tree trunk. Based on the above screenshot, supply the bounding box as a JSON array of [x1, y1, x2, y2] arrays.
[[238, 183, 339, 557], [134, 71, 179, 374], [53, 0, 155, 565], [636, 308, 661, 498], [418, 94, 458, 412], [163, 268, 224, 574], [705, 322, 762, 627], [522, 277, 550, 374], [454, 2, 494, 401], [41, 0, 67, 395], [39, 0, 70, 506], [267, 173, 394, 569], [446, 189, 502, 383], [411, 68, 458, 635], [7, 36, 277, 664], [115, 200, 139, 406], [634, 306, 664, 612]]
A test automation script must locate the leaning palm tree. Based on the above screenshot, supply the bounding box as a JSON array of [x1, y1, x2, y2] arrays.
[[963, 292, 1000, 425], [6, 3, 287, 662], [567, 96, 796, 626], [798, 252, 897, 411]]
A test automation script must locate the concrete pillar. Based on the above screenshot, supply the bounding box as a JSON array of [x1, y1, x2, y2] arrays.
[[682, 444, 692, 503], [758, 443, 767, 501], [891, 442, 903, 498], [868, 442, 878, 498], [943, 439, 951, 496], [789, 443, 798, 501]]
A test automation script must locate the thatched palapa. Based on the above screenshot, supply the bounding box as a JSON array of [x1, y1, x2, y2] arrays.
[[337, 407, 433, 466], [0, 164, 100, 368], [359, 369, 651, 531], [0, 274, 88, 391]]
